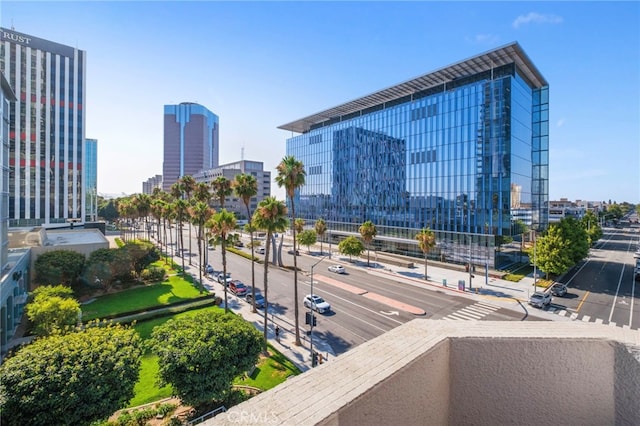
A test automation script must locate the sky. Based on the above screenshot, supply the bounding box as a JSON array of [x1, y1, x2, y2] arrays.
[[1, 1, 639, 203]]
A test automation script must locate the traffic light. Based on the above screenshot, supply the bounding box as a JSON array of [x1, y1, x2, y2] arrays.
[[305, 312, 317, 326]]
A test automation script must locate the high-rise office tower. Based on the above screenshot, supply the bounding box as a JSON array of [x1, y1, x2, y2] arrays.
[[163, 102, 219, 191], [280, 42, 549, 267], [0, 28, 86, 227]]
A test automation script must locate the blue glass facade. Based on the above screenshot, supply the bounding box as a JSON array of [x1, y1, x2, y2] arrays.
[[84, 138, 97, 221], [282, 44, 548, 267]]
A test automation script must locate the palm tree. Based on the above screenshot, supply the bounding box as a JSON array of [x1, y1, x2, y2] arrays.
[[275, 155, 306, 347], [173, 197, 189, 277], [190, 201, 213, 293], [193, 182, 213, 272], [315, 218, 327, 255], [415, 228, 436, 280], [170, 182, 184, 253], [252, 197, 288, 352], [207, 209, 237, 313], [233, 173, 259, 312], [131, 193, 151, 240], [180, 175, 196, 265], [211, 176, 232, 208], [359, 220, 377, 267]]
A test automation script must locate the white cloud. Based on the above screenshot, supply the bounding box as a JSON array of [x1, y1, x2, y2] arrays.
[[557, 118, 565, 127], [468, 34, 500, 44], [512, 12, 563, 29]]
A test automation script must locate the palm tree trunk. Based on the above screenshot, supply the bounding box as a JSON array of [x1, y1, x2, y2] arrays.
[[179, 222, 185, 276], [247, 205, 257, 313], [292, 204, 301, 347], [222, 239, 228, 313], [367, 247, 370, 267], [188, 222, 193, 265], [262, 233, 271, 353], [424, 254, 428, 280], [197, 223, 203, 293]]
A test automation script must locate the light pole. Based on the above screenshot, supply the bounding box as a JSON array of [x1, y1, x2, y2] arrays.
[[309, 255, 327, 367], [533, 233, 537, 292]]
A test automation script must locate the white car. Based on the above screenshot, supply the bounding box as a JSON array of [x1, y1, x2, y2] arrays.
[[528, 291, 552, 309], [303, 294, 331, 314], [256, 246, 266, 255], [328, 264, 346, 274], [217, 272, 233, 285]]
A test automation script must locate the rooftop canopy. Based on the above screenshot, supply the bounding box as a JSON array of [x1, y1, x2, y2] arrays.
[[278, 42, 547, 134]]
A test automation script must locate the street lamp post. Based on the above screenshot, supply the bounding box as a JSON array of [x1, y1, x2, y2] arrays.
[[309, 255, 327, 367], [533, 233, 537, 292]]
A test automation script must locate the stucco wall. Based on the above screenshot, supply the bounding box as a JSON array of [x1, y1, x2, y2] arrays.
[[321, 340, 450, 426]]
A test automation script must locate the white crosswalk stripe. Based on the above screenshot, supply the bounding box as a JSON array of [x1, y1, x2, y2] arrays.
[[443, 302, 500, 321], [581, 315, 591, 322], [594, 318, 603, 324]]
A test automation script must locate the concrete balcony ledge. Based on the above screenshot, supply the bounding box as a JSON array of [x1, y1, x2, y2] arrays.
[[209, 320, 640, 426]]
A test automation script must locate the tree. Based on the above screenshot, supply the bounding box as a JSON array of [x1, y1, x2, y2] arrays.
[[581, 210, 603, 245], [275, 155, 306, 347], [26, 288, 80, 336], [530, 225, 573, 277], [34, 249, 85, 286], [338, 236, 365, 261], [415, 228, 436, 280], [359, 220, 377, 266], [190, 201, 214, 293], [149, 311, 262, 407], [314, 218, 327, 255], [252, 197, 288, 351], [557, 217, 589, 264], [180, 175, 196, 264], [233, 173, 259, 312], [0, 322, 142, 426], [211, 176, 232, 208], [207, 209, 237, 312], [297, 229, 317, 253]]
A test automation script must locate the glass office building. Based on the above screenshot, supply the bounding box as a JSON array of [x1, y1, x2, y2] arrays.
[[163, 102, 219, 192], [279, 43, 549, 267], [84, 138, 97, 222]]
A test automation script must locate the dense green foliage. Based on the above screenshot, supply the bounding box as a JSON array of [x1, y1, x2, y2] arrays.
[[297, 229, 317, 252], [0, 322, 142, 426], [359, 220, 377, 266], [26, 285, 80, 336], [531, 225, 573, 277], [34, 249, 85, 286], [339, 236, 365, 260], [149, 311, 262, 407], [581, 210, 603, 245]]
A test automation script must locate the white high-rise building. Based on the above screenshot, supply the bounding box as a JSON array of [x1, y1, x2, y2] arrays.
[[0, 28, 87, 227]]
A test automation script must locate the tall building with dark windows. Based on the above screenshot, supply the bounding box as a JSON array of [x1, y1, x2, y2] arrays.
[[279, 42, 549, 267], [0, 28, 86, 227], [163, 102, 219, 191]]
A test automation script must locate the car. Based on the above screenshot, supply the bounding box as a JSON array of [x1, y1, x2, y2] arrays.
[[217, 272, 233, 285], [288, 249, 300, 256], [328, 265, 346, 274], [229, 280, 248, 296], [303, 294, 331, 314], [256, 246, 266, 255], [234, 240, 244, 248], [633, 251, 640, 259], [528, 291, 552, 308], [205, 264, 214, 274], [550, 283, 567, 297], [245, 289, 266, 309]]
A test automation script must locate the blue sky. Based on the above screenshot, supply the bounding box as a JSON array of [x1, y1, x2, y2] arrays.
[[2, 1, 639, 203]]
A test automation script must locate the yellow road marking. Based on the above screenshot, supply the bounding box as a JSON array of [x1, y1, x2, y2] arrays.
[[576, 291, 590, 312]]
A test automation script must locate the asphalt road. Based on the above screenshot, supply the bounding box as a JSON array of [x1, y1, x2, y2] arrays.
[[171, 230, 547, 356], [554, 227, 640, 329]]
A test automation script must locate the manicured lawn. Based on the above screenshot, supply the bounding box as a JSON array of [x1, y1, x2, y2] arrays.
[[81, 275, 206, 321], [127, 306, 301, 408]]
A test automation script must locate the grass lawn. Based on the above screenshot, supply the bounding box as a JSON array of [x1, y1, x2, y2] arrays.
[[81, 275, 207, 321], [127, 306, 301, 408]]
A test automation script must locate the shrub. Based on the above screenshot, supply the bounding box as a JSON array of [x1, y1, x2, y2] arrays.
[[141, 266, 166, 282]]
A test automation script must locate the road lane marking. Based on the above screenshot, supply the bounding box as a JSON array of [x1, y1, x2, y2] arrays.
[[576, 291, 590, 313], [608, 265, 627, 322]]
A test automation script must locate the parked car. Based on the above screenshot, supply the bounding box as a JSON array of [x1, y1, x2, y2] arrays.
[[246, 289, 266, 309], [256, 246, 266, 255], [234, 240, 244, 248], [328, 264, 346, 274], [550, 283, 567, 297], [528, 291, 552, 308], [229, 280, 248, 296], [217, 272, 233, 285], [288, 249, 300, 256], [303, 294, 331, 314], [206, 264, 214, 274]]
